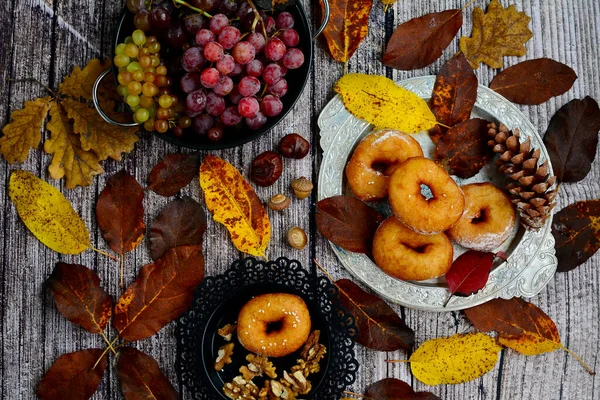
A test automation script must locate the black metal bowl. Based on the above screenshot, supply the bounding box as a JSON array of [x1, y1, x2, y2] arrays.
[[176, 257, 359, 400], [103, 5, 314, 150]]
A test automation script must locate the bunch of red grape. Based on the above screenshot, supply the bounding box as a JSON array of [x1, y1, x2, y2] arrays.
[[119, 0, 306, 142]]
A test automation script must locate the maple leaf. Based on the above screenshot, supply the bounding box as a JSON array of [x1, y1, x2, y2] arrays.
[[459, 0, 533, 69], [0, 97, 51, 163], [62, 98, 139, 161], [58, 59, 110, 100], [45, 101, 104, 188]]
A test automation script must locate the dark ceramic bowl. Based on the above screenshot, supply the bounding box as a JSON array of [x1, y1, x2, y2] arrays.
[[176, 257, 358, 400], [105, 5, 313, 150]]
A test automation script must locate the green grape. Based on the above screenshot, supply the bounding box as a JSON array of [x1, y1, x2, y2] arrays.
[[127, 81, 142, 96], [115, 43, 127, 55], [126, 95, 141, 107], [134, 108, 150, 123], [130, 104, 141, 112], [144, 118, 156, 131], [113, 54, 130, 68], [150, 56, 160, 67], [147, 104, 157, 118], [126, 61, 142, 73], [132, 29, 146, 46], [117, 71, 133, 85], [117, 84, 129, 97], [132, 70, 145, 82], [158, 94, 173, 108], [124, 36, 134, 44], [148, 42, 161, 54], [124, 43, 139, 58]]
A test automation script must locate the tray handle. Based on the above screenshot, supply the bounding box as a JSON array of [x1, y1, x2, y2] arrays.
[[92, 69, 141, 127], [313, 0, 330, 39]]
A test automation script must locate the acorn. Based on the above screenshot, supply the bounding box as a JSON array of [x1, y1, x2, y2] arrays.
[[268, 194, 291, 211], [291, 177, 313, 199], [287, 227, 307, 250]]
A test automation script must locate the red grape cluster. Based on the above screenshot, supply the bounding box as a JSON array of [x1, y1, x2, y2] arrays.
[[122, 0, 306, 142]]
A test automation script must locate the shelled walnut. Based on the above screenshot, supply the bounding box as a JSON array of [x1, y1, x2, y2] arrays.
[[218, 323, 237, 342], [223, 376, 260, 400], [240, 354, 277, 381], [262, 379, 297, 400], [215, 343, 235, 371], [282, 371, 311, 395], [292, 330, 326, 376]]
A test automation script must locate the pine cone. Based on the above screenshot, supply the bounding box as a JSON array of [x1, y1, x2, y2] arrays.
[[487, 122, 558, 230]]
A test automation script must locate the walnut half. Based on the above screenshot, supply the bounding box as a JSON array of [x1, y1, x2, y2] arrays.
[[282, 370, 311, 395], [223, 376, 260, 400], [215, 343, 235, 371], [240, 354, 277, 381], [218, 323, 237, 342]]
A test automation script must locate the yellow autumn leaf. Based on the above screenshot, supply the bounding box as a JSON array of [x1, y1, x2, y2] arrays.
[[45, 101, 104, 189], [58, 59, 110, 100], [0, 97, 51, 163], [459, 0, 533, 69], [382, 0, 396, 12], [61, 98, 139, 161], [334, 74, 437, 133], [199, 155, 270, 257], [8, 170, 91, 254], [409, 333, 501, 385]]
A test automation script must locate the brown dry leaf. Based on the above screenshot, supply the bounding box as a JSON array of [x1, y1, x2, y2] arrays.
[[0, 97, 51, 163], [58, 59, 110, 100], [62, 97, 139, 162], [365, 378, 440, 399], [320, 0, 374, 63], [147, 153, 200, 197], [45, 101, 104, 188], [459, 0, 533, 69], [117, 347, 179, 400]]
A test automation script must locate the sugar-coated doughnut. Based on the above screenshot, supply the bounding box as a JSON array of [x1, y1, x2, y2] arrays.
[[237, 293, 311, 358], [346, 130, 424, 201], [447, 183, 516, 251], [373, 216, 453, 281], [388, 157, 465, 234]]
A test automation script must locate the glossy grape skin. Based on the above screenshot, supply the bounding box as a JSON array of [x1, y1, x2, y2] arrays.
[[184, 14, 204, 34], [246, 59, 264, 77], [229, 87, 243, 104], [265, 38, 286, 61], [238, 97, 259, 118], [165, 21, 189, 48], [192, 114, 215, 135], [204, 42, 225, 62], [276, 12, 295, 29], [196, 29, 215, 46], [280, 29, 299, 47], [186, 89, 207, 113], [218, 26, 241, 50], [191, 0, 217, 12], [209, 14, 230, 34], [134, 10, 152, 31], [282, 48, 304, 69], [182, 47, 206, 72], [205, 91, 226, 116], [260, 94, 283, 117], [262, 63, 282, 85], [151, 8, 171, 30], [267, 78, 288, 97], [200, 68, 221, 88], [247, 32, 266, 53], [230, 62, 244, 76], [238, 76, 261, 97], [221, 106, 242, 126], [213, 75, 234, 96], [216, 54, 235, 75], [232, 41, 256, 65], [245, 111, 267, 130], [207, 126, 224, 141]]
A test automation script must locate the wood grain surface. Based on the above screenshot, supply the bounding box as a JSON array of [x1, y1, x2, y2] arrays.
[[1, 0, 599, 399]]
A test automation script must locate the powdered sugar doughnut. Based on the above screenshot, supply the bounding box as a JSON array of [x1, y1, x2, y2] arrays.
[[237, 293, 311, 357], [346, 130, 423, 201], [447, 183, 516, 251]]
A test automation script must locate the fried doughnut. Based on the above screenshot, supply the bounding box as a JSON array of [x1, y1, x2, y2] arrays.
[[373, 216, 453, 281], [346, 130, 423, 201], [447, 183, 516, 251], [237, 293, 311, 357], [388, 157, 465, 234]]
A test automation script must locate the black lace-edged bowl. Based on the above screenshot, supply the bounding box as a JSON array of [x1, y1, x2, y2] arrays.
[[176, 257, 359, 400]]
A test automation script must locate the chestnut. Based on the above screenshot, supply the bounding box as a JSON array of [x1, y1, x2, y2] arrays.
[[250, 151, 283, 186], [279, 134, 310, 159]]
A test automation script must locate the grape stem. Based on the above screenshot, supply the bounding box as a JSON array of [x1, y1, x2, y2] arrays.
[[246, 0, 268, 40], [171, 0, 213, 18]]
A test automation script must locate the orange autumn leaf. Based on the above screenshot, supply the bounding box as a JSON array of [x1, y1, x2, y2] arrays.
[[320, 0, 374, 63], [199, 155, 271, 257], [58, 59, 110, 100]]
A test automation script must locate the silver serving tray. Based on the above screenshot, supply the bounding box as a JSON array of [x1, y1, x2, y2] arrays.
[[317, 76, 558, 312]]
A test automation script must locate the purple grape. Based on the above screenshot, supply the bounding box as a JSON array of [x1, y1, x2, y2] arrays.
[[232, 41, 256, 65], [218, 26, 241, 50], [204, 41, 224, 62], [215, 0, 238, 17], [205, 91, 226, 116], [267, 78, 288, 97], [230, 62, 244, 76], [196, 29, 215, 46], [247, 32, 266, 53], [165, 21, 189, 48], [265, 38, 286, 61], [209, 13, 230, 34], [282, 48, 304, 69], [191, 0, 217, 12], [151, 8, 171, 29], [229, 86, 243, 104], [182, 47, 206, 72], [276, 12, 295, 29], [213, 75, 234, 96], [238, 76, 261, 97], [221, 105, 242, 126], [200, 67, 221, 88], [180, 72, 201, 93], [186, 90, 207, 113], [246, 59, 264, 77], [265, 16, 276, 33], [207, 126, 224, 141], [185, 14, 204, 34], [262, 63, 283, 85], [280, 29, 299, 47], [260, 94, 283, 117], [192, 113, 214, 135], [238, 97, 259, 118], [216, 54, 235, 75], [245, 111, 267, 130]]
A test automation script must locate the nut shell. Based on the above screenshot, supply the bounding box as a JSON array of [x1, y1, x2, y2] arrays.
[[291, 177, 313, 199], [268, 194, 290, 211], [279, 133, 310, 159], [250, 151, 283, 187], [287, 227, 308, 250]]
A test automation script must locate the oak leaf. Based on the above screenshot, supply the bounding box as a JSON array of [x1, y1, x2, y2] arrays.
[[320, 0, 373, 62], [45, 101, 104, 189], [37, 349, 107, 400], [383, 9, 463, 71], [552, 200, 600, 272], [365, 378, 440, 400], [0, 97, 51, 163], [316, 195, 384, 253], [334, 74, 437, 133], [543, 96, 600, 183], [58, 59, 110, 100], [435, 118, 492, 178], [444, 251, 494, 307], [47, 262, 113, 334], [147, 153, 200, 197], [96, 170, 145, 256], [199, 155, 270, 257], [429, 53, 478, 143], [459, 0, 533, 69], [490, 58, 577, 105], [117, 347, 179, 400], [336, 279, 414, 351], [62, 97, 139, 162], [113, 245, 205, 341], [407, 333, 501, 385], [8, 170, 91, 254], [149, 197, 207, 261]]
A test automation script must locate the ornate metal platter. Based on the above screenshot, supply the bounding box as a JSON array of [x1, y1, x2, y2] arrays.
[[317, 76, 558, 311]]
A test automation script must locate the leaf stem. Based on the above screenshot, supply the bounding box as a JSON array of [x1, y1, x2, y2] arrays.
[[443, 293, 454, 308], [119, 254, 125, 289], [385, 359, 410, 363], [92, 345, 112, 370], [561, 345, 596, 375], [5, 77, 56, 96], [172, 0, 212, 18], [91, 247, 119, 262], [343, 391, 375, 399], [383, 3, 390, 13], [100, 331, 117, 355], [461, 0, 477, 12]]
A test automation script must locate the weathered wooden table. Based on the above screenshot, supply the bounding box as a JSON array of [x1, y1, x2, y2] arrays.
[[1, 0, 599, 398]]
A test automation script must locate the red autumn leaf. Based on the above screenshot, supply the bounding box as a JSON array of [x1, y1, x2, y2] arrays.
[[149, 196, 207, 261], [147, 153, 200, 197], [552, 200, 600, 272], [316, 195, 384, 253], [37, 349, 107, 400], [336, 279, 414, 351], [435, 118, 492, 178], [96, 170, 145, 255], [490, 58, 577, 105], [113, 245, 204, 341], [365, 378, 440, 400], [543, 96, 600, 183], [429, 53, 478, 143], [117, 347, 179, 400], [47, 262, 113, 334], [383, 9, 463, 70], [444, 250, 494, 307]]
